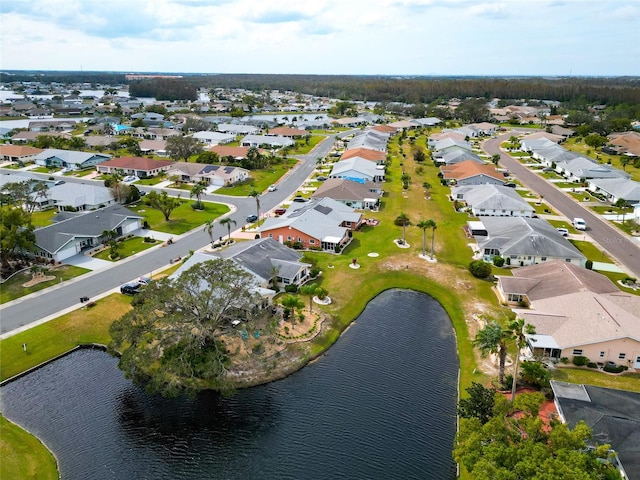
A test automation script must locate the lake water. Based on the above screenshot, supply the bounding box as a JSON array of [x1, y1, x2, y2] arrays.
[[0, 289, 459, 479]]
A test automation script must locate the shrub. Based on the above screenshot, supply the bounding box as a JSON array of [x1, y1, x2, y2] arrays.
[[603, 364, 625, 374], [292, 241, 303, 250], [560, 357, 569, 364], [309, 266, 320, 278], [572, 355, 589, 366], [585, 260, 593, 270], [334, 245, 342, 253], [284, 284, 298, 293], [254, 234, 260, 239], [493, 256, 505, 267], [469, 260, 492, 279], [587, 362, 598, 369]]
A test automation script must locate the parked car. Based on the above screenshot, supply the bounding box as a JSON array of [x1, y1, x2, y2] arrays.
[[556, 228, 569, 236], [274, 208, 287, 215], [54, 180, 65, 186], [120, 283, 142, 295], [316, 176, 328, 181], [267, 184, 277, 192], [503, 182, 516, 188], [292, 196, 308, 203], [246, 214, 258, 223]]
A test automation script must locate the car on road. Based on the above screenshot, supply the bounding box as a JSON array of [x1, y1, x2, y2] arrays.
[[267, 184, 277, 192], [274, 208, 287, 216], [54, 180, 65, 186], [292, 196, 308, 203], [556, 228, 569, 236], [246, 214, 258, 223]]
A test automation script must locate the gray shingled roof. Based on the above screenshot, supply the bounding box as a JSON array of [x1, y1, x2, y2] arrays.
[[552, 381, 640, 480], [476, 217, 586, 261], [452, 184, 534, 214], [312, 178, 383, 202], [35, 148, 110, 166], [35, 204, 141, 254]]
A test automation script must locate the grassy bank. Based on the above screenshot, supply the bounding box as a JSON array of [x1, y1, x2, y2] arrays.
[[0, 415, 58, 480]]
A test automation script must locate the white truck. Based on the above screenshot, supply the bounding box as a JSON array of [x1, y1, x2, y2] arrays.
[[573, 217, 587, 230]]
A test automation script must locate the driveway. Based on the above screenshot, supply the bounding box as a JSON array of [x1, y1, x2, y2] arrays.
[[64, 254, 113, 271]]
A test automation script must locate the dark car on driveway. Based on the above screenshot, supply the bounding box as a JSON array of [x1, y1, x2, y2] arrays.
[[246, 214, 258, 223], [274, 208, 287, 215], [120, 283, 142, 295]]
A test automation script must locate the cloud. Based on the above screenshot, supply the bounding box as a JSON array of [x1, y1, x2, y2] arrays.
[[465, 2, 508, 18], [249, 10, 311, 24]]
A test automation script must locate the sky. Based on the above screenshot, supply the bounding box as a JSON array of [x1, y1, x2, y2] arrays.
[[1, 0, 639, 77]]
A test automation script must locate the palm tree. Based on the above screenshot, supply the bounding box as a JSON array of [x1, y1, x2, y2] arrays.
[[507, 318, 536, 403], [417, 219, 436, 259], [508, 135, 520, 151], [248, 188, 261, 225], [473, 321, 509, 386], [300, 283, 318, 314], [203, 219, 215, 246], [491, 154, 501, 166], [219, 217, 236, 244], [190, 182, 206, 210], [281, 295, 304, 325], [395, 212, 411, 245]]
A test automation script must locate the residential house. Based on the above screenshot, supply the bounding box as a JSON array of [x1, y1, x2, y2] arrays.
[[588, 177, 640, 204], [551, 382, 640, 480], [607, 131, 640, 157], [11, 130, 71, 143], [549, 125, 575, 138], [387, 120, 417, 130], [96, 156, 173, 177], [34, 204, 142, 263], [260, 197, 362, 252], [192, 131, 236, 145], [173, 238, 311, 295], [330, 157, 386, 183], [441, 160, 505, 186], [340, 148, 386, 164], [371, 124, 398, 135], [240, 135, 294, 149], [473, 216, 586, 266], [28, 120, 76, 132], [84, 136, 114, 148], [532, 145, 580, 166], [413, 117, 442, 127], [555, 156, 628, 182], [519, 137, 558, 153], [347, 130, 390, 151], [34, 149, 111, 171], [268, 127, 307, 138], [0, 145, 43, 163], [210, 145, 265, 161], [435, 148, 484, 166], [139, 139, 168, 156], [217, 123, 259, 135], [130, 112, 165, 127], [451, 184, 535, 217], [165, 162, 249, 187], [311, 178, 383, 210], [42, 183, 116, 211]]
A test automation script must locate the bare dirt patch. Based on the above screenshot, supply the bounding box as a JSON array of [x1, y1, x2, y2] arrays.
[[22, 275, 56, 288]]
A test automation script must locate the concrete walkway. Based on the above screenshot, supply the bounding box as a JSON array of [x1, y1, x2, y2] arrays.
[[592, 262, 626, 273]]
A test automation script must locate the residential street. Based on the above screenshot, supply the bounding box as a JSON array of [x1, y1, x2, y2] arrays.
[[0, 133, 341, 335], [483, 133, 640, 279]]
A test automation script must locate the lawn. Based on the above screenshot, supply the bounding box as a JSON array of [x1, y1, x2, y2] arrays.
[[0, 294, 132, 381], [0, 265, 90, 304], [568, 239, 614, 264], [552, 367, 640, 393], [131, 200, 230, 235], [92, 236, 160, 261], [546, 219, 578, 233], [289, 135, 327, 155], [30, 209, 57, 227], [0, 415, 58, 480], [598, 271, 640, 296], [215, 159, 298, 196], [135, 176, 166, 186]]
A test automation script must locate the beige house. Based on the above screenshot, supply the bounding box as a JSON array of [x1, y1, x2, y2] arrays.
[[497, 261, 640, 369], [165, 162, 249, 187]]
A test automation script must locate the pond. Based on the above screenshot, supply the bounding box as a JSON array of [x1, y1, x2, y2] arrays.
[[1, 289, 459, 479]]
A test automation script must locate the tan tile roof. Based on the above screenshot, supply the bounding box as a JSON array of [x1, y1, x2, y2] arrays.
[[341, 148, 386, 161], [268, 127, 307, 137], [98, 156, 173, 171], [372, 124, 397, 133], [607, 132, 640, 156], [499, 260, 618, 301], [0, 145, 43, 157], [441, 160, 503, 182], [210, 145, 251, 158], [311, 178, 382, 201]]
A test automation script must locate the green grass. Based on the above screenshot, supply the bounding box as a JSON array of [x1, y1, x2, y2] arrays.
[[215, 159, 298, 196], [0, 415, 58, 480], [528, 201, 555, 216], [0, 294, 133, 381], [598, 271, 640, 296], [289, 135, 327, 155], [92, 236, 159, 261], [568, 239, 614, 264], [0, 265, 90, 304], [135, 176, 166, 186], [131, 200, 230, 235], [71, 169, 98, 177], [552, 367, 640, 392], [30, 209, 57, 227], [546, 219, 578, 233], [31, 167, 53, 174]]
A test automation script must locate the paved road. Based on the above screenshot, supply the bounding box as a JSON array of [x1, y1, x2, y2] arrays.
[[483, 133, 640, 279], [0, 133, 341, 334]]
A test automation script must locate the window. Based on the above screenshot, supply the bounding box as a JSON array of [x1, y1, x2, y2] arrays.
[[619, 353, 626, 360], [309, 239, 315, 244], [566, 259, 572, 262], [541, 257, 547, 261], [287, 236, 292, 241], [572, 349, 583, 356], [599, 351, 605, 358], [268, 233, 273, 238], [345, 221, 352, 227]]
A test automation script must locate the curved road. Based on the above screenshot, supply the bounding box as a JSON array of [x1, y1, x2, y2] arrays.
[[1, 133, 342, 335], [483, 133, 640, 279]]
